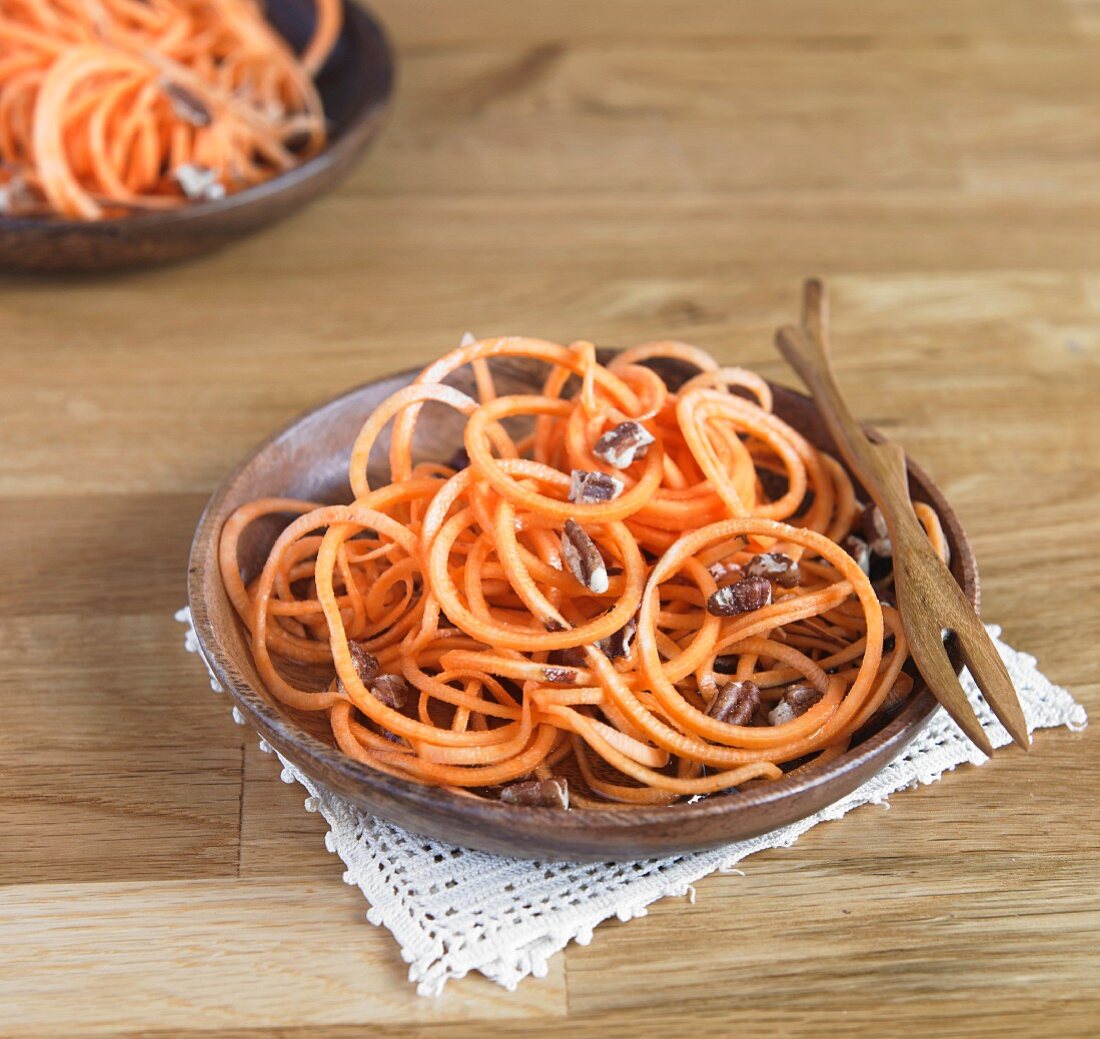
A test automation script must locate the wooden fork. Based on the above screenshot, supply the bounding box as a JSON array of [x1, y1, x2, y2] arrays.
[[775, 279, 1030, 755]]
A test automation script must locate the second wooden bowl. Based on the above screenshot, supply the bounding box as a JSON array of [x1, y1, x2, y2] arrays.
[[187, 357, 979, 861], [0, 0, 393, 272]]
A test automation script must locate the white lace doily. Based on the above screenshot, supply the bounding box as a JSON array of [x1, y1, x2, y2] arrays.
[[177, 608, 1086, 996]]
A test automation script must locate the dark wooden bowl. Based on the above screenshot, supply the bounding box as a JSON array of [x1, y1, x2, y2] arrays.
[[0, 0, 393, 273], [187, 358, 979, 862]]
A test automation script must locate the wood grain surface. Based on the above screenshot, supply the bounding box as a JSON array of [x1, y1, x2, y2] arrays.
[[1, 0, 1098, 1036]]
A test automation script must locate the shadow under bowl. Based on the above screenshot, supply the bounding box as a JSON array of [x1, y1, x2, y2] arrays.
[[0, 0, 394, 272]]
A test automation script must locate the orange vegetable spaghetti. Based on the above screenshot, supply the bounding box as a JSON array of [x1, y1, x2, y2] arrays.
[[0, 0, 342, 220], [219, 338, 949, 809]]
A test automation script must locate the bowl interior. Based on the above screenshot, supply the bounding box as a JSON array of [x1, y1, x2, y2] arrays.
[[270, 0, 391, 140], [189, 355, 978, 861]]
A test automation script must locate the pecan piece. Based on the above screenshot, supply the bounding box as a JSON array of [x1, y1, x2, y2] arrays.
[[160, 80, 213, 127], [561, 518, 609, 594], [707, 560, 742, 582], [542, 666, 577, 685], [768, 683, 823, 726], [337, 644, 406, 708], [370, 674, 409, 710], [707, 680, 761, 725], [842, 534, 871, 576], [338, 643, 380, 692], [593, 420, 655, 469], [860, 504, 893, 558], [499, 778, 569, 809], [706, 576, 772, 617], [598, 617, 637, 660], [172, 163, 226, 201], [568, 469, 624, 504], [757, 467, 789, 501], [549, 647, 588, 668], [0, 176, 41, 217], [744, 552, 801, 589]]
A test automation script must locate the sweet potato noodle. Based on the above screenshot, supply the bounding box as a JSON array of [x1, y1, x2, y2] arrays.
[[0, 0, 342, 220], [219, 338, 949, 809]]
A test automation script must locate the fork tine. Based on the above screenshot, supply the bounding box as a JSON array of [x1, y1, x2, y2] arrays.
[[951, 608, 1031, 751], [905, 622, 994, 757]]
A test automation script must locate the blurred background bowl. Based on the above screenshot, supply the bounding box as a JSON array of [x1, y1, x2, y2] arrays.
[[0, 0, 394, 273]]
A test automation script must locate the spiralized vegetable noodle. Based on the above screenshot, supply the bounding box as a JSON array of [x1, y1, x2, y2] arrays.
[[220, 338, 947, 808], [0, 0, 342, 219]]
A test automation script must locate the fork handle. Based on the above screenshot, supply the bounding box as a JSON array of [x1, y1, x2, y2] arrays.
[[775, 300, 1026, 755], [775, 322, 918, 531]]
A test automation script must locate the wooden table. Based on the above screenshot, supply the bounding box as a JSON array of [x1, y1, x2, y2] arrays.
[[2, 1, 1098, 1035]]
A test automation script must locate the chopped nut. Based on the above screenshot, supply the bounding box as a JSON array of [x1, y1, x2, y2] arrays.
[[549, 647, 588, 667], [338, 643, 380, 694], [592, 420, 655, 469], [542, 666, 578, 685], [282, 127, 313, 153], [860, 504, 893, 558], [744, 552, 801, 588], [707, 680, 761, 725], [757, 467, 789, 501], [338, 644, 405, 708], [568, 469, 624, 504], [706, 576, 772, 617], [172, 163, 226, 201], [499, 778, 570, 809], [0, 176, 41, 217], [160, 80, 213, 127], [370, 674, 409, 709], [842, 534, 872, 576], [561, 518, 609, 594], [598, 617, 637, 659], [707, 560, 742, 582], [768, 683, 823, 726]]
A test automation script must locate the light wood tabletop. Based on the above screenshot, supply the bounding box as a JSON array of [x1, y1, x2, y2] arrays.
[[2, 1, 1098, 1036]]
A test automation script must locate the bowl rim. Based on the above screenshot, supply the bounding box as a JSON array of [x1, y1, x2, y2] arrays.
[[187, 366, 980, 843], [0, 0, 394, 234]]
